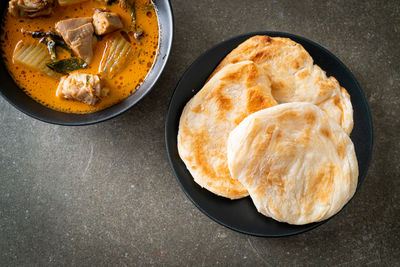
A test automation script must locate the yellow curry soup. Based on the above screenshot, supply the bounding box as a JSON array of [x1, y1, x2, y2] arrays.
[[1, 0, 159, 113]]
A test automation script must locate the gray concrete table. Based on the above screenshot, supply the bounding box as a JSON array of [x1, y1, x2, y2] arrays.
[[1, 0, 399, 265]]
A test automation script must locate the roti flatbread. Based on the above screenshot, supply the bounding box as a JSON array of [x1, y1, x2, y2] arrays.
[[178, 61, 278, 199], [227, 102, 358, 224], [210, 35, 354, 135]]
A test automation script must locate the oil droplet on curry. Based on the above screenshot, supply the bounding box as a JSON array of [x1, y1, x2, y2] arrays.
[[1, 0, 159, 113]]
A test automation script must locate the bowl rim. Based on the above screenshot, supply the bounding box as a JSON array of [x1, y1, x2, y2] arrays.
[[0, 0, 174, 126]]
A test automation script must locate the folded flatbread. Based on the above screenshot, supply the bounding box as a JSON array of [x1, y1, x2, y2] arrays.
[[227, 102, 358, 224], [178, 61, 277, 199], [210, 35, 354, 135]]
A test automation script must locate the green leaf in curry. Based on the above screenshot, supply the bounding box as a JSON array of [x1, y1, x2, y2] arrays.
[[126, 1, 145, 43], [46, 58, 88, 75], [53, 39, 74, 56], [130, 1, 137, 29], [120, 30, 131, 43], [26, 30, 60, 40], [26, 30, 74, 56]]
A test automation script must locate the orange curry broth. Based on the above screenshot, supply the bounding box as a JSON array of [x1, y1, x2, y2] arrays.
[[1, 0, 159, 113]]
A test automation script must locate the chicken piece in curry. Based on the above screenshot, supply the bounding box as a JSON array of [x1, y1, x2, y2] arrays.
[[1, 0, 159, 113]]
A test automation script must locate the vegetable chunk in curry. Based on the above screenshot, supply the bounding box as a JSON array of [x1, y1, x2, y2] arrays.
[[1, 0, 159, 113]]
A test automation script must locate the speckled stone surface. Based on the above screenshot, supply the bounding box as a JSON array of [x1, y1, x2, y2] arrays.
[[0, 0, 399, 265]]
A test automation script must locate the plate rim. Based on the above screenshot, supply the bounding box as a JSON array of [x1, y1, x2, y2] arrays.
[[165, 31, 374, 237]]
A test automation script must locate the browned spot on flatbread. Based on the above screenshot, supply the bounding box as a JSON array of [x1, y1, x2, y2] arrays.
[[179, 124, 192, 141], [279, 110, 298, 121], [255, 166, 288, 217], [289, 57, 301, 70], [252, 49, 274, 63], [316, 77, 337, 98], [265, 124, 276, 135], [234, 114, 247, 125], [337, 140, 346, 159], [302, 164, 335, 215], [270, 80, 288, 96], [264, 169, 286, 192], [222, 60, 258, 83], [296, 69, 310, 80], [251, 125, 276, 160], [191, 104, 202, 113], [256, 35, 271, 45], [315, 165, 335, 203], [190, 130, 218, 179], [304, 111, 316, 124], [298, 128, 311, 145], [320, 127, 331, 139], [246, 86, 270, 114], [334, 93, 344, 113], [216, 162, 231, 180], [209, 84, 232, 112], [180, 125, 217, 178], [222, 67, 243, 81]]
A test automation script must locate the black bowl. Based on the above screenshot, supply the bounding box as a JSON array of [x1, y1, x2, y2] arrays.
[[165, 32, 373, 237], [0, 0, 173, 125]]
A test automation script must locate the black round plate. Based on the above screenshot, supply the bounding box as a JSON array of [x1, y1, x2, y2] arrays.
[[165, 32, 373, 237]]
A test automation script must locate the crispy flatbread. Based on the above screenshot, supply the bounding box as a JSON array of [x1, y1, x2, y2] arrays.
[[227, 102, 358, 224], [210, 35, 353, 135], [178, 61, 278, 199]]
